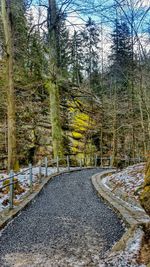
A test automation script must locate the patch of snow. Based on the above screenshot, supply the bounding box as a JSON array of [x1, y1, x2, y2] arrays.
[[99, 227, 145, 266], [106, 163, 145, 205], [0, 166, 77, 211], [102, 176, 144, 212]]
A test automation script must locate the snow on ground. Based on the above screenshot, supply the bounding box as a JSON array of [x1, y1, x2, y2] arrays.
[[106, 163, 145, 207], [101, 164, 148, 267], [0, 163, 146, 211], [0, 167, 75, 211], [99, 227, 145, 267]]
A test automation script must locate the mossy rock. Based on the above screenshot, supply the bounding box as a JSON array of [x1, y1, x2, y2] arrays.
[[134, 185, 143, 196], [140, 158, 150, 216], [140, 186, 150, 216]]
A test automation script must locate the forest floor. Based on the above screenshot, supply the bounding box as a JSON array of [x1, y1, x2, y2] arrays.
[[102, 163, 150, 266], [105, 163, 145, 209], [0, 169, 124, 267]]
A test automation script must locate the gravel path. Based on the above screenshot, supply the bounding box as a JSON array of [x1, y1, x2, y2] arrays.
[[0, 169, 125, 267]]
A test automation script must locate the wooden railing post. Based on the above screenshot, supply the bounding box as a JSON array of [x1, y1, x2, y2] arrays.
[[57, 156, 59, 173], [67, 155, 70, 172], [45, 157, 48, 177], [29, 164, 33, 192], [95, 155, 97, 168], [100, 157, 103, 168], [110, 156, 113, 168], [80, 159, 82, 169], [39, 164, 42, 183], [9, 170, 14, 210]]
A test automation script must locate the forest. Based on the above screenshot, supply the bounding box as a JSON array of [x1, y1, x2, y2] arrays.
[[0, 0, 150, 172], [0, 1, 150, 264]]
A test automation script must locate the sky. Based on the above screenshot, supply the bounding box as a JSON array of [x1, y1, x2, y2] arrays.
[[30, 0, 150, 62], [31, 0, 150, 28]]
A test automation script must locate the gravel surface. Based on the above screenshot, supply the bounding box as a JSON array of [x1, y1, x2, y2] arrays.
[[0, 169, 125, 267]]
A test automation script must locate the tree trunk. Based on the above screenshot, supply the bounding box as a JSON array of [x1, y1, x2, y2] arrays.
[[111, 86, 117, 166], [1, 0, 18, 171], [139, 98, 147, 155], [112, 113, 117, 166], [47, 0, 64, 158], [46, 81, 63, 158], [100, 126, 103, 166]]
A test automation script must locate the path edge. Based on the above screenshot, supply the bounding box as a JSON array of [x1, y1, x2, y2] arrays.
[[91, 170, 150, 266]]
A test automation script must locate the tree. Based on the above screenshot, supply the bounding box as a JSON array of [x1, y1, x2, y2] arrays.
[[1, 0, 19, 171], [70, 30, 84, 85], [82, 18, 100, 89], [110, 19, 133, 91], [0, 0, 149, 168], [46, 0, 64, 159], [55, 15, 70, 77]]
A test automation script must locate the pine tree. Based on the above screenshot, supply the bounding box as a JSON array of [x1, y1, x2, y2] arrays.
[[82, 18, 100, 89], [11, 0, 28, 75], [70, 30, 84, 85], [56, 15, 70, 77], [110, 19, 133, 91]]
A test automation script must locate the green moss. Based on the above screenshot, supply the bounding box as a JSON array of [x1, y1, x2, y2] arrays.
[[68, 99, 96, 161], [3, 179, 10, 188], [45, 80, 64, 158], [140, 158, 150, 216], [72, 131, 83, 139], [140, 189, 150, 216], [13, 160, 20, 172], [3, 177, 17, 191], [72, 147, 78, 153]]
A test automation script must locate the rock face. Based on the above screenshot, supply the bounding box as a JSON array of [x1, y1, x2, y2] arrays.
[[140, 158, 150, 216]]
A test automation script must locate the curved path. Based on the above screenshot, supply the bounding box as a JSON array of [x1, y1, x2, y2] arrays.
[[0, 169, 124, 267]]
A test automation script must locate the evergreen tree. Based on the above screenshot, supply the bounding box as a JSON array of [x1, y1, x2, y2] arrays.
[[110, 19, 133, 91], [70, 30, 84, 85], [56, 15, 70, 77], [82, 18, 100, 89], [11, 0, 28, 82]]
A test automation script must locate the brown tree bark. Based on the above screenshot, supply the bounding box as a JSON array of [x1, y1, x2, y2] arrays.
[[47, 0, 64, 158], [1, 0, 18, 171], [111, 85, 118, 166]]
